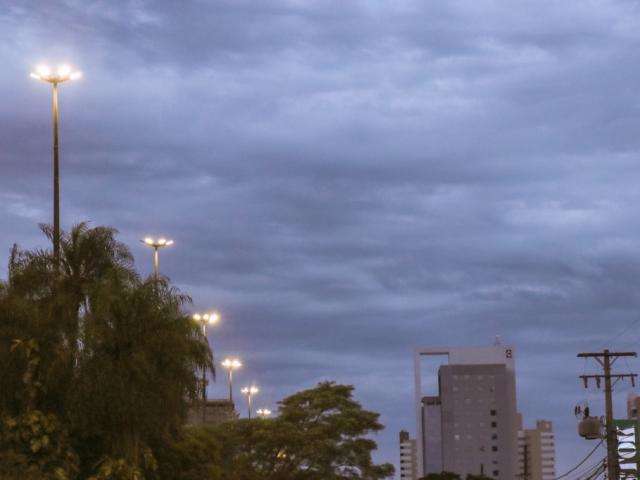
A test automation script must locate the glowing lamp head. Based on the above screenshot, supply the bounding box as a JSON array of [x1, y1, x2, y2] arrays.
[[241, 385, 260, 395], [31, 64, 81, 83], [222, 358, 242, 370], [57, 64, 71, 77], [36, 65, 51, 77], [241, 386, 259, 396], [141, 236, 174, 249], [204, 311, 220, 324]]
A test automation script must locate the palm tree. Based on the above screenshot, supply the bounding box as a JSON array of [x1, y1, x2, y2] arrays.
[[0, 223, 212, 475]]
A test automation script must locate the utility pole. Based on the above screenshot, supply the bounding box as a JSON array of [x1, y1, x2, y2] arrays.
[[578, 350, 637, 480]]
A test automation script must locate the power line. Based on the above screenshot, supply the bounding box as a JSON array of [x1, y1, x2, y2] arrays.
[[553, 440, 603, 480]]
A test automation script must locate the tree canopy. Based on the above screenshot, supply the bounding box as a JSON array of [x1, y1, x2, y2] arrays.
[[0, 223, 212, 478], [158, 382, 394, 480]]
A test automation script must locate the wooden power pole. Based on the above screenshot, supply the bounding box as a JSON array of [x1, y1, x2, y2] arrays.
[[578, 350, 637, 480]]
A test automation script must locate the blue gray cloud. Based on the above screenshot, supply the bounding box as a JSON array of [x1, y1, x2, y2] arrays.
[[4, 0, 640, 475]]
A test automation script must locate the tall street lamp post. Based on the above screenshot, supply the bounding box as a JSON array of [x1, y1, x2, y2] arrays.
[[221, 358, 242, 404], [31, 64, 82, 267], [141, 237, 173, 278], [193, 311, 220, 423], [241, 385, 259, 419]]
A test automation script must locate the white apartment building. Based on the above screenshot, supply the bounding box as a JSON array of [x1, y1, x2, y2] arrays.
[[517, 419, 556, 480]]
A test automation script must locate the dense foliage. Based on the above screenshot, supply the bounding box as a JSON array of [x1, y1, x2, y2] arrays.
[[157, 382, 394, 480], [0, 224, 212, 479]]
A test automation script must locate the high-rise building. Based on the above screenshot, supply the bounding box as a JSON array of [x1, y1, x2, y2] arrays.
[[414, 345, 518, 479], [399, 430, 418, 480], [517, 419, 556, 480]]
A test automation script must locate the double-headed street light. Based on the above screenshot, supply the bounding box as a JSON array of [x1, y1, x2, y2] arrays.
[[141, 237, 174, 278], [221, 357, 242, 404], [256, 408, 271, 418], [31, 64, 82, 267], [193, 312, 220, 336], [241, 385, 259, 419], [193, 311, 220, 423]]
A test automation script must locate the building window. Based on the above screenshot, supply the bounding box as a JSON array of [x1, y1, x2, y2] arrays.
[[493, 470, 499, 477], [490, 409, 497, 416], [492, 446, 498, 452], [491, 422, 497, 428], [492, 433, 498, 440]]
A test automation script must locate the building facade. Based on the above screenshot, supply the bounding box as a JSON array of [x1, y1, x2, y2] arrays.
[[414, 345, 518, 479], [399, 430, 418, 480], [628, 392, 640, 420], [187, 398, 238, 426], [517, 420, 556, 480]]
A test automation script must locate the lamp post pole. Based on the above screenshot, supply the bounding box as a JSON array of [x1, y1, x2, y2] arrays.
[[31, 64, 82, 267], [52, 82, 60, 265], [193, 312, 220, 423], [222, 358, 242, 404], [141, 237, 173, 279], [241, 386, 259, 419]]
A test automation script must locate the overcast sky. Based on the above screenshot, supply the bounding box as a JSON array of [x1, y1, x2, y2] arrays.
[[4, 0, 640, 475]]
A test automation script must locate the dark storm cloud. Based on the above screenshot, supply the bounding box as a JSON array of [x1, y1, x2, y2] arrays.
[[4, 0, 640, 474]]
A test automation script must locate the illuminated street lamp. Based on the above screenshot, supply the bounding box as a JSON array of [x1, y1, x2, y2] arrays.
[[31, 64, 82, 267], [141, 237, 174, 278], [221, 357, 242, 404], [193, 311, 220, 423], [256, 408, 271, 418], [241, 385, 259, 419]]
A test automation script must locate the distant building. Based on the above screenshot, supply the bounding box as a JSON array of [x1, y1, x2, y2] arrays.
[[187, 398, 237, 426], [399, 430, 418, 480], [517, 419, 556, 480], [415, 345, 518, 479], [628, 392, 640, 420]]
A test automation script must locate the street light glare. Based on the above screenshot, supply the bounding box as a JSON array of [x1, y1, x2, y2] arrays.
[[192, 313, 202, 321], [57, 64, 71, 76], [242, 386, 259, 395], [141, 237, 174, 248], [70, 71, 82, 80], [222, 357, 242, 369], [36, 64, 50, 76]]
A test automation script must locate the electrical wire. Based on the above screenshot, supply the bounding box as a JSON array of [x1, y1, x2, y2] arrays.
[[553, 440, 604, 480], [604, 315, 640, 346], [573, 458, 605, 480]]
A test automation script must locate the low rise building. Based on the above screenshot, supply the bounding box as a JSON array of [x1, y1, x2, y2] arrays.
[[517, 419, 555, 480], [187, 398, 237, 426]]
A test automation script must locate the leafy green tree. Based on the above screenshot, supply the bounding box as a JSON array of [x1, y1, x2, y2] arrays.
[[158, 382, 394, 480], [0, 223, 212, 478], [0, 339, 79, 480]]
